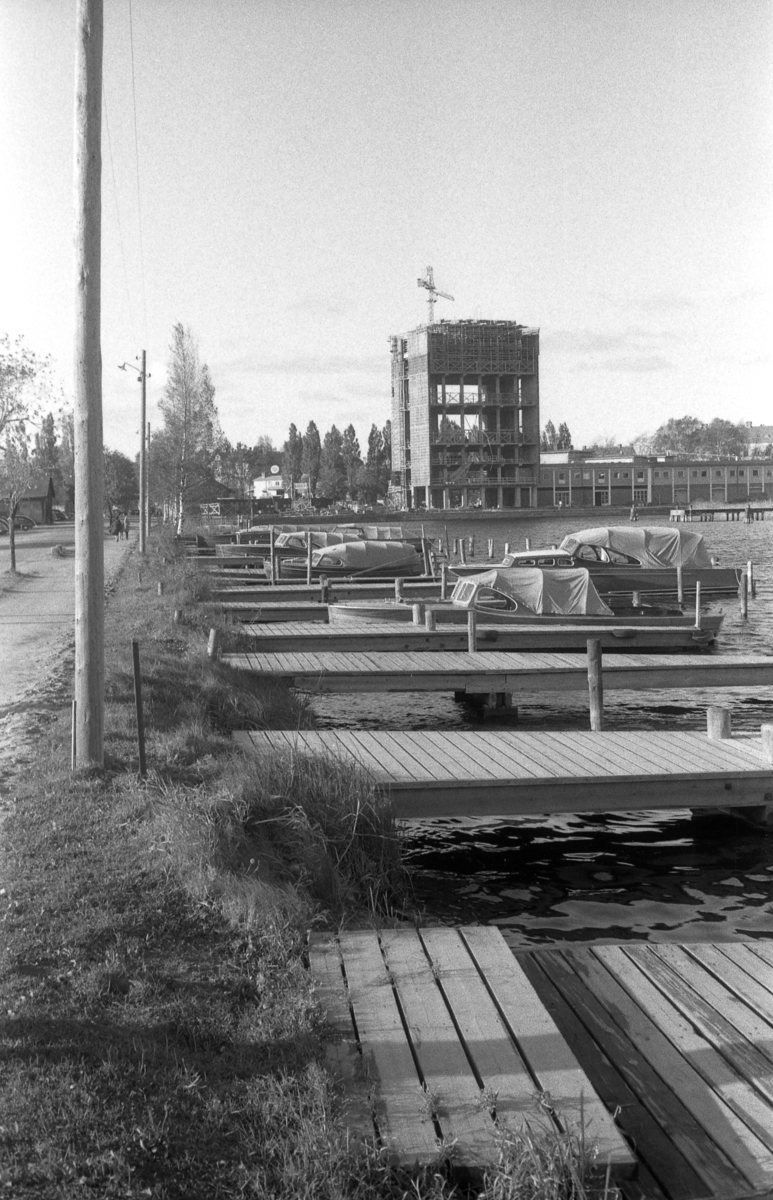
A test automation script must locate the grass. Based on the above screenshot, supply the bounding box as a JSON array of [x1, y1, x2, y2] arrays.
[[0, 529, 623, 1199]]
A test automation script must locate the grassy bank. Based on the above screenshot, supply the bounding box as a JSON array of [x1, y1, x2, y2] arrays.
[[0, 532, 620, 1199]]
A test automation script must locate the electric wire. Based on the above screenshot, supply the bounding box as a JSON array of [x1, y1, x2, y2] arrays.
[[127, 0, 149, 346], [102, 82, 137, 347]]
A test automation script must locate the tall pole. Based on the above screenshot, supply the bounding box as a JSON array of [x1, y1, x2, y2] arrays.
[[139, 349, 146, 554], [146, 421, 151, 540], [73, 0, 104, 767]]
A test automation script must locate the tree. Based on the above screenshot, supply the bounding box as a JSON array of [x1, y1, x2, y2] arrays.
[[540, 420, 557, 451], [33, 412, 59, 475], [158, 324, 223, 534], [359, 423, 392, 503], [282, 424, 304, 495], [556, 422, 572, 450], [645, 415, 749, 459], [103, 448, 137, 518], [0, 335, 47, 441], [318, 425, 346, 500], [341, 424, 362, 498], [0, 432, 35, 573], [301, 421, 321, 498]]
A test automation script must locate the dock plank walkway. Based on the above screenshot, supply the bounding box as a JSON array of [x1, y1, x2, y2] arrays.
[[237, 620, 715, 654], [519, 940, 773, 1200], [222, 649, 773, 695], [310, 926, 635, 1175], [234, 728, 773, 818]]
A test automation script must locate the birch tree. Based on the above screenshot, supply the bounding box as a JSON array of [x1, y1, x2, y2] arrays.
[[158, 324, 222, 534]]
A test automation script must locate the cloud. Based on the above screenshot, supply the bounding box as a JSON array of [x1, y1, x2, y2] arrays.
[[216, 351, 385, 377], [544, 326, 669, 357], [637, 291, 697, 314]]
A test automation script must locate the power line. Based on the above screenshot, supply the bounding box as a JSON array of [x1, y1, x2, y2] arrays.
[[102, 82, 136, 345], [127, 0, 148, 345]]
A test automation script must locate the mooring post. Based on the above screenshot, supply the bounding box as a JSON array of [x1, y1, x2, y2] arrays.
[[747, 560, 755, 598], [676, 562, 683, 604], [587, 638, 604, 731], [306, 531, 313, 586], [468, 535, 475, 558], [707, 706, 731, 740], [412, 602, 425, 626], [504, 542, 511, 556], [320, 573, 329, 603], [207, 627, 220, 661], [459, 541, 467, 565], [762, 725, 773, 765], [694, 580, 702, 629], [487, 538, 494, 560], [157, 581, 164, 596], [424, 608, 436, 631], [740, 571, 748, 620], [131, 639, 147, 778], [395, 577, 404, 601], [467, 609, 478, 653], [632, 590, 640, 609], [440, 563, 448, 600]]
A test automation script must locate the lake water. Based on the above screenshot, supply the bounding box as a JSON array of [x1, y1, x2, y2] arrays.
[[309, 514, 773, 947]]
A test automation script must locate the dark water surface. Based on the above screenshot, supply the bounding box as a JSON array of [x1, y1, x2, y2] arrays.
[[311, 514, 773, 947]]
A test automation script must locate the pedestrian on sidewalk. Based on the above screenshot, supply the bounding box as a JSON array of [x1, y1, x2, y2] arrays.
[[110, 513, 122, 542], [123, 512, 130, 540]]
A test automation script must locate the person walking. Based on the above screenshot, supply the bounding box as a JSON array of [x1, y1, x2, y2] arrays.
[[110, 513, 122, 542], [123, 511, 130, 540]]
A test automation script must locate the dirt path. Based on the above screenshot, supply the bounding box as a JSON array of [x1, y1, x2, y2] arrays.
[[0, 524, 133, 811]]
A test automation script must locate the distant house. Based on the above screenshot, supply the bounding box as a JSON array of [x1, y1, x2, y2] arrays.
[[744, 423, 773, 453], [0, 473, 56, 525]]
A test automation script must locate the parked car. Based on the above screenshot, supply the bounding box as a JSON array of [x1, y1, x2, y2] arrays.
[[0, 514, 37, 531]]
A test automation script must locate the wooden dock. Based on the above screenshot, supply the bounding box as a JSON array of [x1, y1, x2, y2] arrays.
[[222, 649, 773, 696], [209, 579, 443, 600], [234, 728, 773, 819], [310, 925, 635, 1176], [519, 940, 773, 1200], [236, 619, 716, 653]]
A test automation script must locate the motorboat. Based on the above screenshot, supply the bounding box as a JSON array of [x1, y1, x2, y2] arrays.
[[328, 566, 723, 647], [498, 526, 741, 597], [278, 538, 426, 579]]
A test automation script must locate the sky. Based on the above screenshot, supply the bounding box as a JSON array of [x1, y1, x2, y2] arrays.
[[1, 0, 771, 462]]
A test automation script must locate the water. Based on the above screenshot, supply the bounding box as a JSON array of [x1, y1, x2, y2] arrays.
[[310, 514, 773, 947]]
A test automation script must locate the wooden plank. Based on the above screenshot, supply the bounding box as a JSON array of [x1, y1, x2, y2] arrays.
[[697, 945, 773, 1015], [378, 929, 497, 1162], [518, 949, 708, 1200], [460, 927, 635, 1173], [336, 930, 438, 1162], [594, 945, 773, 1189], [560, 947, 754, 1197], [417, 929, 547, 1130], [308, 934, 374, 1138]]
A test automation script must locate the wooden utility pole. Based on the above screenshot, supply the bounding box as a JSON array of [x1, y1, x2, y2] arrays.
[[73, 0, 104, 767]]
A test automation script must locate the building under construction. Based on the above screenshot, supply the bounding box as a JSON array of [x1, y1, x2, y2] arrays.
[[389, 319, 540, 510]]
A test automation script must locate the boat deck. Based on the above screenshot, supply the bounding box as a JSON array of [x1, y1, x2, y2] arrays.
[[234, 728, 773, 818]]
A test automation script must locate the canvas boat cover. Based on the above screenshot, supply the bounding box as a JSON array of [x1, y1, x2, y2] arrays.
[[311, 540, 424, 573], [559, 526, 714, 568], [360, 525, 420, 542], [453, 567, 614, 615], [275, 528, 362, 549]]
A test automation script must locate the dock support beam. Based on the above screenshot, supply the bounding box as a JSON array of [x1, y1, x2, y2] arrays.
[[587, 639, 604, 731]]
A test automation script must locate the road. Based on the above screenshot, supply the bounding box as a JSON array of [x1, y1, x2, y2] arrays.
[[0, 522, 131, 805]]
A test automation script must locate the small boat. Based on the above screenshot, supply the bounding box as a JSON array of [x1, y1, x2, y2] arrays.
[[328, 566, 723, 647], [278, 539, 426, 579]]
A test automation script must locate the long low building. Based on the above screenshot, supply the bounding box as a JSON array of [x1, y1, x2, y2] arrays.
[[538, 451, 773, 509]]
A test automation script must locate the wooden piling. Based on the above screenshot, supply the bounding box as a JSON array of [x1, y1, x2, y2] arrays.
[[306, 531, 313, 586], [587, 638, 604, 731], [525, 538, 531, 550], [460, 541, 467, 565], [269, 526, 276, 584], [157, 581, 164, 596], [207, 628, 220, 661], [762, 725, 773, 765], [707, 706, 731, 740], [424, 608, 436, 631], [740, 571, 748, 619], [412, 602, 425, 626], [632, 590, 640, 609], [487, 538, 494, 560], [395, 577, 404, 601], [694, 580, 702, 629], [676, 562, 683, 604], [467, 610, 477, 653], [440, 563, 448, 600], [748, 560, 755, 598]]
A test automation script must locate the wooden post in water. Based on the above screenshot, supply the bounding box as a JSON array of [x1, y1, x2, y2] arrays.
[[268, 526, 275, 584], [412, 602, 424, 625], [73, 0, 105, 767], [468, 535, 475, 558], [748, 560, 755, 598], [504, 542, 510, 556], [459, 541, 467, 565], [424, 608, 436, 631], [395, 577, 404, 601], [306, 531, 313, 585], [587, 638, 604, 731], [694, 580, 702, 629], [632, 590, 641, 609], [739, 571, 748, 619], [320, 573, 329, 603], [676, 562, 684, 603], [440, 563, 448, 600], [487, 538, 494, 560], [467, 609, 478, 653], [131, 639, 147, 778], [525, 537, 531, 550], [707, 706, 731, 740]]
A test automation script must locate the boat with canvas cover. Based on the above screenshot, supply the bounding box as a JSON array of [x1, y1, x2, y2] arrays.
[[328, 567, 723, 646], [278, 538, 425, 579]]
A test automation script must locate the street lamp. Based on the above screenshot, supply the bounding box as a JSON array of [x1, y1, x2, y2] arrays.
[[118, 352, 150, 552]]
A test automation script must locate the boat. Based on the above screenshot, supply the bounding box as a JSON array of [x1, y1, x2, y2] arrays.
[[278, 539, 426, 579], [498, 526, 741, 597], [328, 566, 723, 647]]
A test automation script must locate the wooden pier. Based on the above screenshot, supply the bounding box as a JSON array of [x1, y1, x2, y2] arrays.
[[236, 619, 716, 653], [310, 926, 635, 1176], [222, 648, 773, 696], [234, 727, 773, 819], [519, 940, 773, 1200]]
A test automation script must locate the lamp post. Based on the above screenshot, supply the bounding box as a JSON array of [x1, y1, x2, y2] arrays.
[[118, 352, 149, 553]]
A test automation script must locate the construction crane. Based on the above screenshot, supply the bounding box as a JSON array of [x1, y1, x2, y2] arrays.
[[417, 266, 453, 324]]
